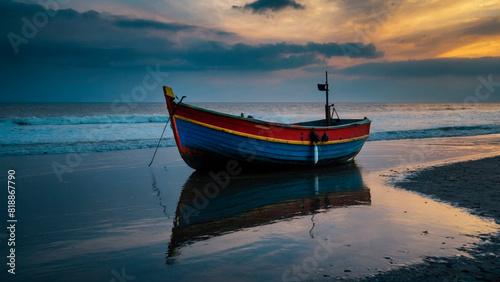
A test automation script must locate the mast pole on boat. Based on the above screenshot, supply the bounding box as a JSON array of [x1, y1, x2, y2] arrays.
[[325, 71, 331, 126], [317, 71, 331, 126]]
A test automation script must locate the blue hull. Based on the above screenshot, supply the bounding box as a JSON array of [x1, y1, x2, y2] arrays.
[[175, 117, 366, 168]]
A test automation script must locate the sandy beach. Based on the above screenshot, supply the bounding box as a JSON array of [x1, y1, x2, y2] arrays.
[[1, 135, 499, 281], [364, 156, 500, 281]]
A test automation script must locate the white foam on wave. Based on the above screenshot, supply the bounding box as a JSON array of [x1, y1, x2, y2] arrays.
[[0, 138, 176, 156], [2, 114, 168, 126]]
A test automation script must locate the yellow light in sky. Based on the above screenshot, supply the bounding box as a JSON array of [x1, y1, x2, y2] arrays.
[[209, 0, 500, 62], [437, 36, 500, 58]]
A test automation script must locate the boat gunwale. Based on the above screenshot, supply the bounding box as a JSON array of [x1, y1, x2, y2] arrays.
[[175, 101, 372, 130], [175, 115, 370, 146]]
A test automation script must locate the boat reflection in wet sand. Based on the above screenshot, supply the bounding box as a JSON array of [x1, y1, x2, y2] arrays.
[[167, 163, 370, 262]]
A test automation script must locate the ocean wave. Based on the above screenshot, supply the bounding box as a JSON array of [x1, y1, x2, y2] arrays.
[[2, 124, 498, 157], [369, 124, 500, 141], [1, 114, 169, 126], [0, 138, 176, 157]]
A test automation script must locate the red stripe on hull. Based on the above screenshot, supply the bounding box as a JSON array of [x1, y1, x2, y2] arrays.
[[166, 97, 370, 144]]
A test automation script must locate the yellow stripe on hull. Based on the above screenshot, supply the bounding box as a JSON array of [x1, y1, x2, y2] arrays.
[[174, 115, 369, 146]]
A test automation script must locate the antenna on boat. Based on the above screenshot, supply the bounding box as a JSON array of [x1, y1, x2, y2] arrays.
[[317, 71, 331, 126]]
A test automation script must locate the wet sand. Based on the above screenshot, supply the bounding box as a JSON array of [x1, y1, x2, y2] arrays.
[[1, 135, 500, 281], [365, 156, 500, 281], [397, 156, 500, 222]]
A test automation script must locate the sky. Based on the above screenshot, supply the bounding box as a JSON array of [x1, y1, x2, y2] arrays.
[[1, 0, 500, 103]]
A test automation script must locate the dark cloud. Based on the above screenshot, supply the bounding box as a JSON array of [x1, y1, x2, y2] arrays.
[[172, 41, 383, 71], [114, 18, 196, 32], [337, 57, 500, 78], [307, 42, 383, 59], [233, 0, 305, 14], [1, 0, 383, 72], [463, 16, 500, 35], [113, 18, 236, 37]]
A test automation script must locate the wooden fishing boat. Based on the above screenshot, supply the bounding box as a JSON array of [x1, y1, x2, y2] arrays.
[[163, 73, 371, 170]]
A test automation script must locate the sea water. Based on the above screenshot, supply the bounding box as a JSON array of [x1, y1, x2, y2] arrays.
[[1, 102, 499, 156]]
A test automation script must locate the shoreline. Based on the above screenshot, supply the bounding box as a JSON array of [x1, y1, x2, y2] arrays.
[[365, 156, 500, 281]]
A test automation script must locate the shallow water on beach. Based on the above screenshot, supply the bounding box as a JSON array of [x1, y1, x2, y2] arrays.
[[1, 135, 499, 281]]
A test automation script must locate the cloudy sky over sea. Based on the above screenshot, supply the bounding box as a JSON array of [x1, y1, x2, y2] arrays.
[[1, 0, 499, 102]]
